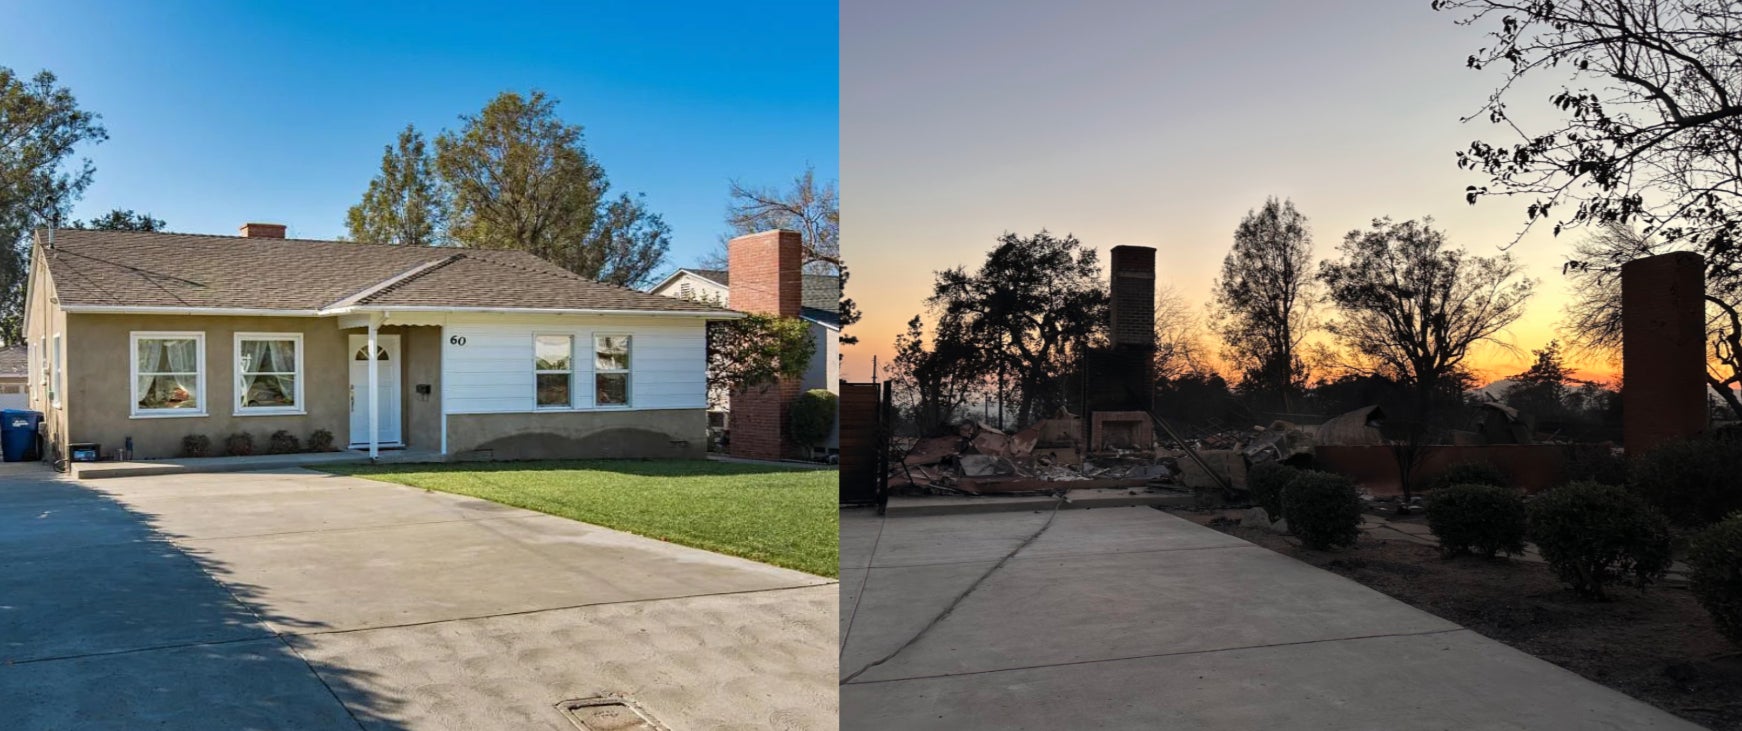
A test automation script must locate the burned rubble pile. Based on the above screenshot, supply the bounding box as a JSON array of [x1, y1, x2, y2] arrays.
[[889, 408, 1264, 496]]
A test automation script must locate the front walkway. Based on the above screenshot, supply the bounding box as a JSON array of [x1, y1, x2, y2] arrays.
[[839, 505, 1702, 730], [1, 466, 835, 730]]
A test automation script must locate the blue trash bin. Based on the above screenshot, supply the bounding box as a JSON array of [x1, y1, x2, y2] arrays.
[[2, 409, 42, 462]]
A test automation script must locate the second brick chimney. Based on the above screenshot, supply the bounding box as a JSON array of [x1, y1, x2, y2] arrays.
[[727, 229, 806, 460], [239, 222, 287, 239]]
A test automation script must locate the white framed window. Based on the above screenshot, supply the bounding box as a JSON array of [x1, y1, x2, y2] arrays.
[[534, 334, 574, 408], [131, 332, 205, 417], [49, 334, 61, 408], [236, 333, 303, 414], [593, 334, 631, 407]]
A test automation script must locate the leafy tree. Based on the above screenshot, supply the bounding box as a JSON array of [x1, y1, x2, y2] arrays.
[[929, 231, 1108, 426], [0, 67, 106, 344], [71, 208, 164, 231], [346, 124, 445, 246], [706, 312, 815, 395], [1436, 0, 1742, 306], [885, 314, 985, 435], [1506, 339, 1573, 427], [432, 91, 669, 287], [706, 165, 840, 274], [1564, 222, 1742, 419], [1211, 197, 1318, 410], [1320, 217, 1535, 417]]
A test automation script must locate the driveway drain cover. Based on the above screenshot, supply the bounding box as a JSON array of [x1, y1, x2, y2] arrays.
[[559, 697, 666, 731]]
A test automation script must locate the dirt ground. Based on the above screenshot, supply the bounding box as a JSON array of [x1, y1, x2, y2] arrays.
[[1183, 510, 1742, 731]]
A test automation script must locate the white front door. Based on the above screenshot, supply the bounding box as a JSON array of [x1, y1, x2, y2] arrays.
[[348, 334, 402, 447]]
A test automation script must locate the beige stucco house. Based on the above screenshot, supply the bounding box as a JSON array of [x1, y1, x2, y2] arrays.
[[24, 223, 739, 464]]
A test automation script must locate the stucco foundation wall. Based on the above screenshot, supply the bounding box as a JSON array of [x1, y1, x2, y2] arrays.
[[65, 314, 350, 460], [446, 409, 706, 461]]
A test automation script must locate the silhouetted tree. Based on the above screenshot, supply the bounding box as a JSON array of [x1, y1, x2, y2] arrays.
[[1211, 197, 1318, 410], [884, 314, 984, 435], [1320, 217, 1535, 418], [929, 231, 1108, 426]]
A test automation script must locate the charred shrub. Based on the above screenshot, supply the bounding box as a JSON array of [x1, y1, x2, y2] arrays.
[[180, 434, 212, 458], [1689, 514, 1742, 647], [1629, 436, 1742, 527], [267, 430, 301, 455], [307, 429, 335, 453], [224, 432, 255, 457], [1247, 461, 1300, 521], [1426, 484, 1527, 558], [1527, 481, 1673, 600], [1281, 471, 1363, 550], [1424, 461, 1508, 494]]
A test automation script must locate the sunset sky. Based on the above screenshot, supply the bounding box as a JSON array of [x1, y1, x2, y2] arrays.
[[840, 0, 1615, 387]]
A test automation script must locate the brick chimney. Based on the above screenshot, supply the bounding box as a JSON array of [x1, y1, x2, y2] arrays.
[[727, 229, 805, 460], [239, 222, 287, 239]]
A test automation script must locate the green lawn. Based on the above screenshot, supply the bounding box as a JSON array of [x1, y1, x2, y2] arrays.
[[321, 459, 839, 577]]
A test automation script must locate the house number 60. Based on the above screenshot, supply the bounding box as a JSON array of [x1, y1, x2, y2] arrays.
[[449, 336, 467, 346]]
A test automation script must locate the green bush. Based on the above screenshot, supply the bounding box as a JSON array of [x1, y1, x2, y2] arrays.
[[790, 389, 838, 454], [1246, 461, 1300, 521], [180, 434, 211, 458], [307, 429, 335, 453], [1629, 436, 1742, 527], [1688, 514, 1742, 646], [267, 430, 301, 455], [1424, 461, 1508, 493], [1426, 484, 1526, 558], [1280, 471, 1363, 550], [1527, 481, 1674, 600], [224, 432, 255, 457]]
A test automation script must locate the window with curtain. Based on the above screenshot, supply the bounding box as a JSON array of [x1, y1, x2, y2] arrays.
[[594, 334, 630, 407], [535, 334, 573, 407], [238, 335, 301, 411], [133, 333, 203, 415]]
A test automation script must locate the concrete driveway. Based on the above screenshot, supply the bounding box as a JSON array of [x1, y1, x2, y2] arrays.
[[839, 504, 1704, 730], [0, 463, 835, 730]]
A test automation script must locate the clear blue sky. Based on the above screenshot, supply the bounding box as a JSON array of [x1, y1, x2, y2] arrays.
[[4, 0, 838, 271]]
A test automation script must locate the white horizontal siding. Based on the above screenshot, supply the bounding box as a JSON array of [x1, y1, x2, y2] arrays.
[[441, 313, 709, 414]]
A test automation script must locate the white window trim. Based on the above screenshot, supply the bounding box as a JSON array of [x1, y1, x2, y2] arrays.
[[592, 332, 632, 409], [130, 331, 207, 419], [234, 332, 306, 416], [49, 332, 61, 409], [532, 332, 576, 409]]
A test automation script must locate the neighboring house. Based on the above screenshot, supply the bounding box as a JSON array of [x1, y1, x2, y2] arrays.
[[648, 236, 841, 454], [0, 344, 27, 411], [24, 223, 740, 463]]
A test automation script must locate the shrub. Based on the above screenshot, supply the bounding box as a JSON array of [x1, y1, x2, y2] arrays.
[[1527, 481, 1674, 600], [267, 430, 301, 455], [180, 434, 212, 458], [1560, 443, 1626, 486], [1280, 471, 1363, 550], [1246, 461, 1300, 521], [1426, 484, 1527, 558], [307, 429, 335, 453], [1629, 436, 1742, 527], [1688, 514, 1742, 646], [224, 432, 255, 457], [790, 389, 838, 454], [1423, 461, 1508, 494]]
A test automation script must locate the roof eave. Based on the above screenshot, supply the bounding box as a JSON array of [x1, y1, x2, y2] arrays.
[[321, 304, 746, 319]]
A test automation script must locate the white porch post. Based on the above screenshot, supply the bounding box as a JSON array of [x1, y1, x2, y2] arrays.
[[367, 316, 380, 460]]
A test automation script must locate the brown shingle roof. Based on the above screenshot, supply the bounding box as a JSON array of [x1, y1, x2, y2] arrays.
[[38, 229, 733, 315], [0, 344, 25, 377], [684, 268, 841, 312]]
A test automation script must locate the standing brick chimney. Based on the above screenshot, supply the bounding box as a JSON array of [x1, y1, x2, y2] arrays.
[[239, 222, 287, 239], [1109, 245, 1157, 347], [1622, 251, 1708, 455], [728, 229, 805, 460]]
